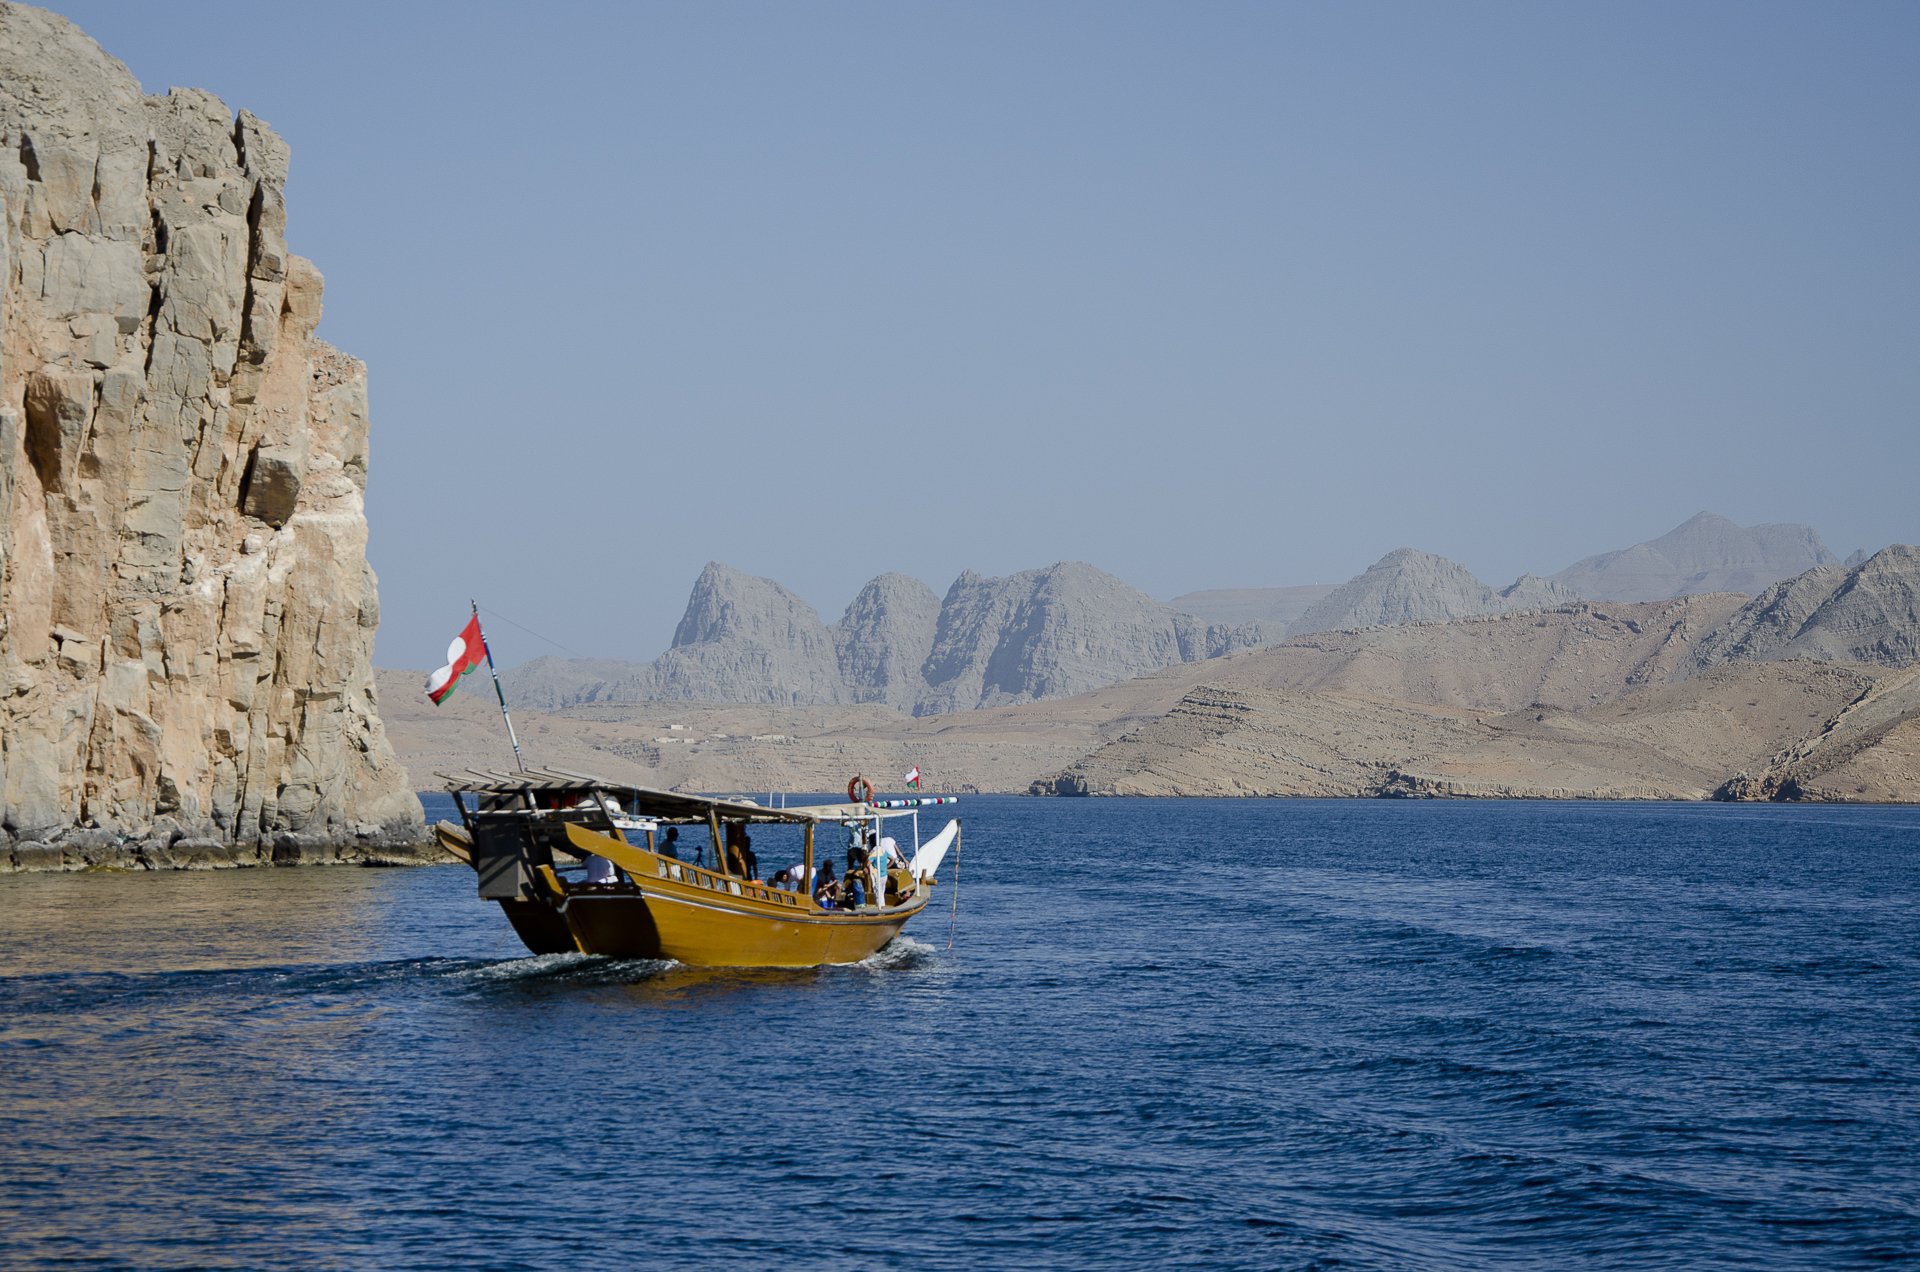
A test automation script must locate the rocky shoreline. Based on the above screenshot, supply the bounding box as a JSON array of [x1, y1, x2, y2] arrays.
[[1, 825, 447, 873]]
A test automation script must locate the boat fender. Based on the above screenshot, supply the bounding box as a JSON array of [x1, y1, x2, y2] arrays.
[[847, 775, 874, 804]]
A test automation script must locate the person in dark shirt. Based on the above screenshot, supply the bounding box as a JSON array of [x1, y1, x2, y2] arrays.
[[813, 860, 840, 908], [657, 826, 681, 860], [843, 846, 869, 907]]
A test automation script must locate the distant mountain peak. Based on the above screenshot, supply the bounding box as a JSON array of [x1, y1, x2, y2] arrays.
[[1291, 548, 1503, 636], [1550, 513, 1836, 603]]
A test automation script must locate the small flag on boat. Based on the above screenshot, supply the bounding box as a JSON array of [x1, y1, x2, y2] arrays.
[[904, 765, 922, 789], [425, 615, 486, 705]]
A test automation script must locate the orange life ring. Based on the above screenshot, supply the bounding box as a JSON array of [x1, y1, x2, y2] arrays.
[[847, 775, 874, 804]]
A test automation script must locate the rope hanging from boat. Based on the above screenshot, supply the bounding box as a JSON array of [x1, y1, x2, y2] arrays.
[[947, 823, 961, 950]]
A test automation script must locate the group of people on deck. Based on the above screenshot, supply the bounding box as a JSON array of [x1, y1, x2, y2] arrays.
[[600, 811, 903, 909], [691, 820, 904, 910], [811, 828, 902, 910], [570, 795, 910, 909]]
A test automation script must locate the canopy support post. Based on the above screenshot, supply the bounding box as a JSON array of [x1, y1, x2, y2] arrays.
[[803, 822, 815, 909]]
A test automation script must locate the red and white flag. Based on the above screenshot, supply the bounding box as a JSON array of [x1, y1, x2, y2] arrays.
[[425, 615, 486, 705], [903, 765, 922, 789]]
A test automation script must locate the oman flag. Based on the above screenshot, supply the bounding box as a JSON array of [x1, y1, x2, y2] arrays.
[[903, 765, 922, 789], [425, 615, 486, 705]]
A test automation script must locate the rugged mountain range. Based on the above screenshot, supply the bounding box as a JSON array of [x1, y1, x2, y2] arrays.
[[378, 545, 1920, 805], [511, 560, 1255, 716], [503, 515, 1898, 719], [1035, 544, 1920, 800], [1549, 511, 1838, 602]]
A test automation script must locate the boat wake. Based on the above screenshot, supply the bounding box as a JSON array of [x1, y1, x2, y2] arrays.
[[453, 952, 679, 987], [860, 936, 939, 971]]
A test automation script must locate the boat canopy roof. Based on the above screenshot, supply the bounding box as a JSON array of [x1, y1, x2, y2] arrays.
[[439, 767, 943, 824]]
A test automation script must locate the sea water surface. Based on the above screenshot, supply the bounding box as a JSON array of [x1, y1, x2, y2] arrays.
[[1, 798, 1916, 1269]]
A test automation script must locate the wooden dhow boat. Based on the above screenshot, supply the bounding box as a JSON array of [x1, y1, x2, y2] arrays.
[[433, 768, 960, 967]]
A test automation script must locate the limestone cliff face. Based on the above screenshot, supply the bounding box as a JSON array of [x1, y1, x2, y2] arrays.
[[0, 5, 420, 866], [832, 572, 939, 709], [916, 561, 1248, 714], [644, 562, 848, 706]]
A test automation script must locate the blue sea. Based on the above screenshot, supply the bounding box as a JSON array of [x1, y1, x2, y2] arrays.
[[1, 798, 1917, 1269]]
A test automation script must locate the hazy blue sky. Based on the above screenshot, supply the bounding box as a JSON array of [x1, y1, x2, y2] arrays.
[[45, 1, 1920, 667]]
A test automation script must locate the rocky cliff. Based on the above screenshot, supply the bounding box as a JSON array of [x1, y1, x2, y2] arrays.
[[916, 561, 1251, 714], [1550, 511, 1837, 602], [644, 561, 848, 706], [0, 5, 421, 869], [831, 571, 940, 709]]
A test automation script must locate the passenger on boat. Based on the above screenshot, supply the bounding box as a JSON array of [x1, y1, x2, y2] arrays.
[[658, 826, 681, 860], [813, 860, 840, 908], [870, 836, 901, 904], [725, 824, 760, 881], [843, 847, 868, 907]]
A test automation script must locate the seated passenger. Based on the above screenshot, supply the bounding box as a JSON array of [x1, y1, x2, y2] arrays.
[[658, 826, 681, 860], [813, 861, 839, 908]]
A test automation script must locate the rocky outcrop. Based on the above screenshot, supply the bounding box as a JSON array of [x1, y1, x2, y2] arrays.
[[915, 561, 1249, 714], [0, 5, 421, 869], [644, 562, 848, 707], [832, 571, 940, 709], [1691, 544, 1920, 671], [1713, 665, 1920, 803], [1550, 511, 1837, 602], [1290, 548, 1510, 636], [1497, 574, 1579, 611]]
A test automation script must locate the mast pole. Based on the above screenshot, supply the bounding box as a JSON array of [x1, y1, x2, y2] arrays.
[[472, 599, 527, 772]]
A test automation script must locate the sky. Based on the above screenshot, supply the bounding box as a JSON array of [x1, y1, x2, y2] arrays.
[[42, 0, 1920, 668]]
